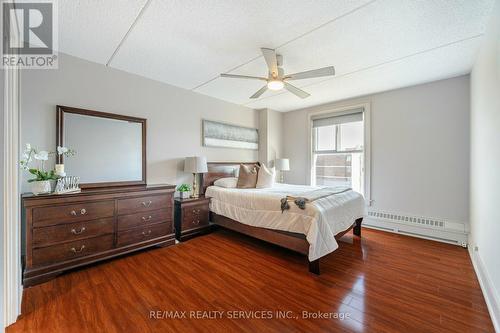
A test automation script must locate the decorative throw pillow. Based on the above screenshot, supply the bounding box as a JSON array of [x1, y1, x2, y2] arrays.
[[256, 164, 276, 188], [214, 177, 238, 188], [236, 164, 260, 188]]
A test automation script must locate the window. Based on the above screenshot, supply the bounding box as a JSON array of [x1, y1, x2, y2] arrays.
[[312, 109, 365, 195]]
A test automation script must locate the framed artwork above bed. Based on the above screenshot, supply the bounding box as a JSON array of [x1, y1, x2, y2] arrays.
[[202, 119, 259, 150]]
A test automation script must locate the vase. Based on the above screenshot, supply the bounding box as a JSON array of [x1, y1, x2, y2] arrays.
[[49, 179, 57, 192], [180, 191, 190, 199], [31, 180, 52, 195]]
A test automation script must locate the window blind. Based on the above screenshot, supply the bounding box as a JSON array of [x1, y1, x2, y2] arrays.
[[312, 107, 364, 128]]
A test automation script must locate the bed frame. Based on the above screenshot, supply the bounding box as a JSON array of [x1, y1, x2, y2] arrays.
[[201, 162, 362, 275]]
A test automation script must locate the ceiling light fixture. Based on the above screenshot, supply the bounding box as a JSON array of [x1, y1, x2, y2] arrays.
[[220, 48, 335, 99], [267, 79, 284, 91]]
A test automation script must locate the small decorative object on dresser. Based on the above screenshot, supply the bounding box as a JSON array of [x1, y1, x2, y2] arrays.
[[177, 184, 191, 199], [174, 196, 211, 241], [54, 163, 66, 177], [22, 184, 176, 287], [55, 176, 81, 194], [20, 143, 76, 195], [184, 156, 208, 198]]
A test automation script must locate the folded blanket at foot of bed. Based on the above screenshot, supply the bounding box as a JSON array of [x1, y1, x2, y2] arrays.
[[280, 187, 352, 213]]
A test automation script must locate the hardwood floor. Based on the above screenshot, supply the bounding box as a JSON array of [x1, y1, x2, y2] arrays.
[[8, 228, 494, 332]]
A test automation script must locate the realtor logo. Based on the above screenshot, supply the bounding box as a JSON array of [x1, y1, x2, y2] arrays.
[[1, 0, 58, 68]]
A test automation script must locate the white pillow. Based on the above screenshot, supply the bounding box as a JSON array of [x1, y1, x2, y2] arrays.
[[256, 164, 275, 188], [213, 177, 238, 188]]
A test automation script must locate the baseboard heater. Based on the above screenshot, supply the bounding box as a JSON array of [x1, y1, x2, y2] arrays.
[[364, 210, 468, 247], [364, 224, 393, 232]]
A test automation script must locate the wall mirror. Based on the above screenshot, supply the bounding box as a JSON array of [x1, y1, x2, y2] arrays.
[[56, 105, 146, 188]]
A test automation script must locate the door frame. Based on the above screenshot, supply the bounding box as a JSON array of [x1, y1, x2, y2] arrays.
[[2, 8, 23, 330]]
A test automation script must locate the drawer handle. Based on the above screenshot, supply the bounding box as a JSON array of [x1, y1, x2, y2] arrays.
[[142, 201, 152, 207], [192, 209, 201, 214], [142, 215, 153, 222], [70, 245, 86, 254], [192, 219, 200, 225], [70, 209, 87, 216], [71, 227, 86, 235], [142, 230, 152, 237]]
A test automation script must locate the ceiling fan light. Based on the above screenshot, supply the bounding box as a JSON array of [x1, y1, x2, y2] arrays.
[[267, 80, 284, 90]]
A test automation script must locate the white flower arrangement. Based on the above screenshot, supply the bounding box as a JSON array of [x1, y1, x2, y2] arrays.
[[34, 150, 49, 161], [57, 146, 69, 155], [20, 144, 76, 182]]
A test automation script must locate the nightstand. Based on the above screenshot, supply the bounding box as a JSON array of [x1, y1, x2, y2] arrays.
[[174, 196, 212, 241]]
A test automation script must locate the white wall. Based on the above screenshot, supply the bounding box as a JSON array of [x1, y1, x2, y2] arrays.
[[267, 109, 283, 166], [258, 108, 283, 167], [282, 109, 309, 184], [283, 75, 470, 225], [20, 53, 258, 192], [258, 109, 268, 164], [470, 0, 500, 329]]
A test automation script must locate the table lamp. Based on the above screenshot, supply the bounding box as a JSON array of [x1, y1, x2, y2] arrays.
[[274, 158, 290, 183], [184, 156, 208, 198]]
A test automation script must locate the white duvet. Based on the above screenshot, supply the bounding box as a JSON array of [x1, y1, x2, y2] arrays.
[[205, 183, 365, 261]]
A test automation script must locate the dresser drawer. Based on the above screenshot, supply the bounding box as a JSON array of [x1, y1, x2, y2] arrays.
[[117, 194, 172, 215], [117, 208, 171, 231], [33, 201, 115, 227], [32, 234, 114, 266], [116, 223, 171, 247], [182, 205, 209, 232], [33, 218, 114, 248]]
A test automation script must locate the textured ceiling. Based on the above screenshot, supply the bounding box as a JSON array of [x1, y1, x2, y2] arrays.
[[58, 0, 495, 112]]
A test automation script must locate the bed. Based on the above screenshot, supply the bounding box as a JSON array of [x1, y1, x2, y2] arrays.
[[201, 162, 365, 274]]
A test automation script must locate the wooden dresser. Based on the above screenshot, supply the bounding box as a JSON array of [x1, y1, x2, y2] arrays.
[[22, 184, 176, 287]]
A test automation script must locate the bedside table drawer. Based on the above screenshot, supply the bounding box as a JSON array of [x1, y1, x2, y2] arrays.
[[174, 196, 212, 241], [182, 205, 209, 231]]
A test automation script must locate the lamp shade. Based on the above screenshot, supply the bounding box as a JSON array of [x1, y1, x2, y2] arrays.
[[274, 158, 290, 171], [184, 156, 208, 173]]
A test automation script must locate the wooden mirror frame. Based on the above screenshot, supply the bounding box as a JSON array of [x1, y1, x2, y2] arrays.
[[56, 105, 147, 189]]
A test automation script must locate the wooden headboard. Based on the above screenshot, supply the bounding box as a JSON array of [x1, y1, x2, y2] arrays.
[[200, 162, 258, 194]]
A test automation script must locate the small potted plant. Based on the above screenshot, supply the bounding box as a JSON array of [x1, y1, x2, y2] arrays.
[[20, 143, 75, 195], [177, 184, 191, 199]]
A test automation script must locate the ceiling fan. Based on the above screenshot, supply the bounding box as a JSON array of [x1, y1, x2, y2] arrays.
[[220, 48, 335, 99]]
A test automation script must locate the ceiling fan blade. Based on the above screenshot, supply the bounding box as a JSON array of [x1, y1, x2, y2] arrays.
[[284, 82, 310, 99], [250, 85, 268, 99], [276, 54, 283, 67], [261, 48, 279, 78], [220, 73, 267, 81], [286, 66, 335, 80]]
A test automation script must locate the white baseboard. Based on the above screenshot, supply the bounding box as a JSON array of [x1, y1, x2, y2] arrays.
[[469, 247, 500, 332], [363, 216, 468, 246]]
